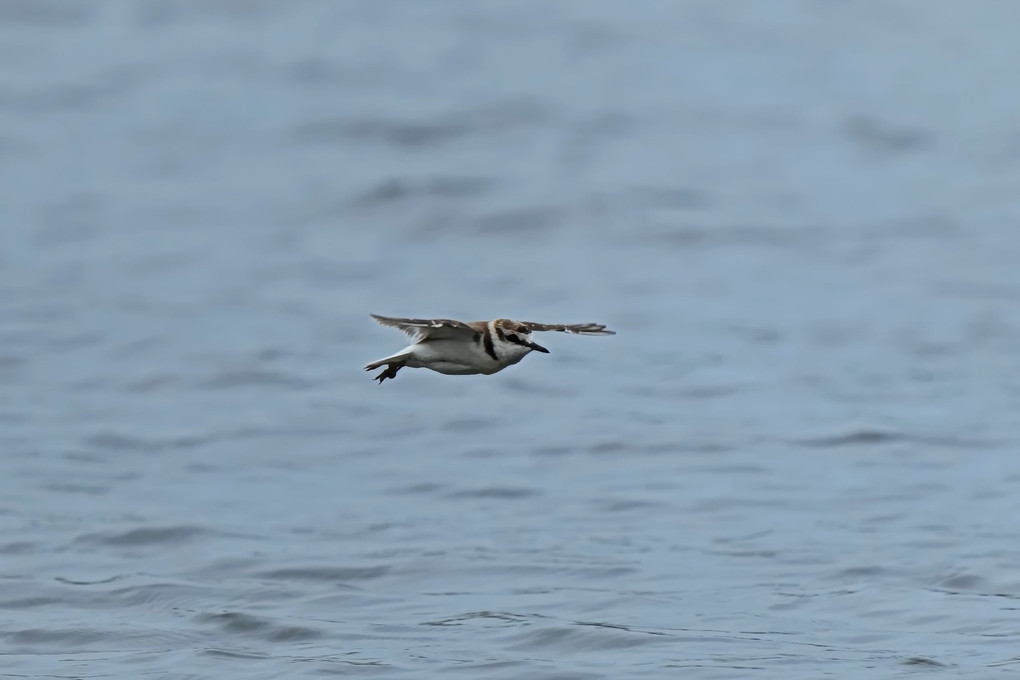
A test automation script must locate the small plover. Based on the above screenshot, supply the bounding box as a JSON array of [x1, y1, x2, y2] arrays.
[[364, 314, 615, 383]]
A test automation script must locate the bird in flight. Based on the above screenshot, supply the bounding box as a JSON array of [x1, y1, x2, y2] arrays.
[[364, 314, 615, 383]]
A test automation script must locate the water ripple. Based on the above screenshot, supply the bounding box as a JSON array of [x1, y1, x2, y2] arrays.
[[74, 525, 211, 547]]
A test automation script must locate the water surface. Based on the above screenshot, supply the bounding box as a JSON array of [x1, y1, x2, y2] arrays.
[[3, 2, 1020, 678]]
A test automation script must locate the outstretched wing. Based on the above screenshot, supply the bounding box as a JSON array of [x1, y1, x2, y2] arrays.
[[523, 322, 615, 336], [370, 314, 479, 342]]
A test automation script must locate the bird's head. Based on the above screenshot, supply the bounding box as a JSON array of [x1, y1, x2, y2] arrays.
[[494, 319, 549, 354]]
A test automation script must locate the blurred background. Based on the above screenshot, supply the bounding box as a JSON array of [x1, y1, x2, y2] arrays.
[[3, 1, 1020, 677]]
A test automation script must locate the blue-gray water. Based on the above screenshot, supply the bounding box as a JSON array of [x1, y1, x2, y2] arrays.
[[3, 2, 1020, 678]]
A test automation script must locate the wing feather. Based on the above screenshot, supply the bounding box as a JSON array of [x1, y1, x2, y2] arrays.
[[522, 322, 615, 336], [370, 314, 479, 342]]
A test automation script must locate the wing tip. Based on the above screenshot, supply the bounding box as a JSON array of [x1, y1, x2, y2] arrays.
[[575, 323, 615, 335]]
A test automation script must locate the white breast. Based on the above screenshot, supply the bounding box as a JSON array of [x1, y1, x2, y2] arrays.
[[405, 336, 532, 375]]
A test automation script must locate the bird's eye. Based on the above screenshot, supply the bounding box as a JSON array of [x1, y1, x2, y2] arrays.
[[506, 334, 519, 343], [516, 326, 527, 333]]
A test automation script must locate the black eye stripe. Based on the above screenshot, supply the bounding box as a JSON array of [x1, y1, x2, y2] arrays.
[[505, 333, 531, 347]]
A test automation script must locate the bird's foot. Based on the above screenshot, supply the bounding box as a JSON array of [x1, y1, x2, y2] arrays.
[[372, 363, 404, 383]]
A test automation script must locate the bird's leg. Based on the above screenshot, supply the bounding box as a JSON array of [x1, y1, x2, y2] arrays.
[[373, 362, 404, 383]]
